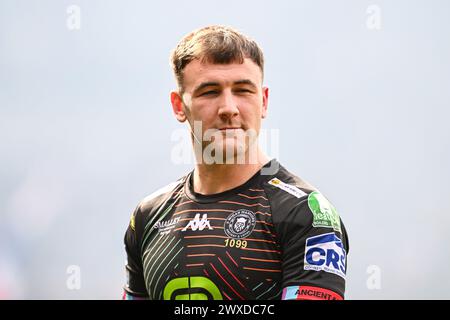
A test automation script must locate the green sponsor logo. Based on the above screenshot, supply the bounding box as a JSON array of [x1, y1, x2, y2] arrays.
[[308, 191, 341, 233], [163, 276, 223, 300]]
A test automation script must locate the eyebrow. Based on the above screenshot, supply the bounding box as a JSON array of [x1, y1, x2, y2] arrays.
[[193, 79, 258, 94], [233, 79, 258, 88]]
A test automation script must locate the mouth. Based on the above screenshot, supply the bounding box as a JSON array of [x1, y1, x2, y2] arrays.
[[217, 127, 243, 131]]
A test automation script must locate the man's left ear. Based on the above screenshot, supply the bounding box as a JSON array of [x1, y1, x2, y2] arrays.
[[261, 86, 269, 119]]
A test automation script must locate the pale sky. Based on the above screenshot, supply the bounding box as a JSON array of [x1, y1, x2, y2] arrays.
[[1, 0, 449, 299]]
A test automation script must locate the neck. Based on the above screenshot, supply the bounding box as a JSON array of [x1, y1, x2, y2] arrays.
[[192, 147, 270, 195]]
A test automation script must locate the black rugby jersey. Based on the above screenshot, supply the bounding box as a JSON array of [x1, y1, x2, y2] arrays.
[[123, 159, 349, 300]]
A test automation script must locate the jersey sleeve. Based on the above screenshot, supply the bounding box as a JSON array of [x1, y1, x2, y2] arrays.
[[123, 205, 149, 299], [273, 191, 349, 300]]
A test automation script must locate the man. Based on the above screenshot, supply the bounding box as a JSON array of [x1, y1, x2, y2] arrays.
[[123, 25, 349, 300]]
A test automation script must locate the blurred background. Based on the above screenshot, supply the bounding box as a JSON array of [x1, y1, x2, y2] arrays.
[[1, 0, 449, 299]]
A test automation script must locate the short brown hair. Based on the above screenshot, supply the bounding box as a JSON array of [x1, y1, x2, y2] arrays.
[[170, 25, 264, 93]]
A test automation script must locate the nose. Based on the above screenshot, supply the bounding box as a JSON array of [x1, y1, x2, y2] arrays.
[[218, 89, 239, 120]]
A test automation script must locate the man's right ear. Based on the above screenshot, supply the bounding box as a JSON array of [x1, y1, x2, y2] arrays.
[[170, 90, 187, 123]]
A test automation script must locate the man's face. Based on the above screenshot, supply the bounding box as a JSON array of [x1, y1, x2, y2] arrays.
[[172, 58, 268, 163]]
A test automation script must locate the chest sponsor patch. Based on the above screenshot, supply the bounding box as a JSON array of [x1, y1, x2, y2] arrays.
[[268, 178, 307, 198], [224, 209, 256, 239], [153, 217, 181, 235], [304, 232, 346, 279], [308, 191, 341, 233]]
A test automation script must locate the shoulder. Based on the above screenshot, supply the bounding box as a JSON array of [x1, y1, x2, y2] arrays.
[[261, 162, 341, 232], [260, 161, 347, 248], [261, 161, 317, 212], [130, 176, 186, 235], [138, 177, 186, 213]]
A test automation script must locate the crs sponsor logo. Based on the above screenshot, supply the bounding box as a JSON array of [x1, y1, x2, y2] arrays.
[[282, 285, 343, 300], [182, 213, 213, 232], [304, 232, 346, 279]]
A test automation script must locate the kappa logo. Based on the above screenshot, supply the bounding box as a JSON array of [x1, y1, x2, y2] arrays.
[[153, 217, 181, 235], [182, 213, 213, 232]]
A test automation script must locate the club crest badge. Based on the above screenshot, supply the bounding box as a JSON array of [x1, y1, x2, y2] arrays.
[[224, 209, 256, 239]]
